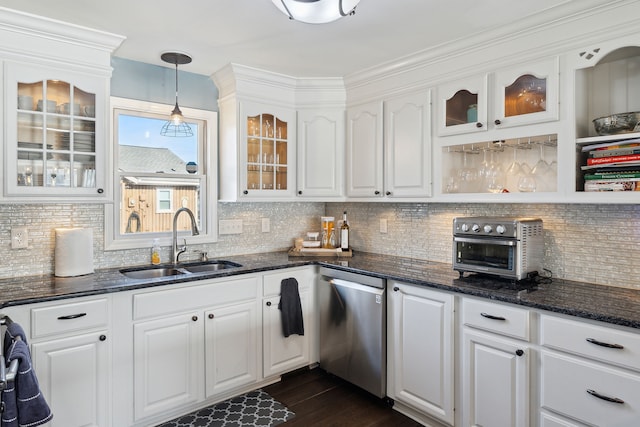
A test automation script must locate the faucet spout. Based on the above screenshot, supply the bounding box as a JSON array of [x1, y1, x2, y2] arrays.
[[172, 207, 199, 264]]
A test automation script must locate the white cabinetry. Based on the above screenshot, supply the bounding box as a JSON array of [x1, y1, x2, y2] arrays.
[[131, 276, 259, 423], [3, 297, 111, 427], [436, 57, 559, 136], [387, 282, 454, 425], [0, 8, 123, 201], [346, 90, 432, 199], [461, 298, 530, 427], [296, 109, 344, 198], [540, 314, 640, 426], [262, 267, 316, 378]]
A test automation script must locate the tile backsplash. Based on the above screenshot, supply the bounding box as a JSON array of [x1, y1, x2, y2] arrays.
[[1, 201, 638, 290]]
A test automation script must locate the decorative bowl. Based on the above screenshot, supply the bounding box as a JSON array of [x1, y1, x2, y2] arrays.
[[592, 112, 640, 135]]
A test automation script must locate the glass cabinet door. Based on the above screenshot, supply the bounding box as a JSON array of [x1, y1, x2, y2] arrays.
[[437, 75, 488, 136], [240, 102, 295, 198], [6, 62, 104, 198], [493, 57, 559, 128]]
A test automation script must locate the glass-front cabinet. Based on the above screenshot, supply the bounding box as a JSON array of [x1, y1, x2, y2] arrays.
[[437, 57, 558, 136], [239, 102, 295, 199], [5, 62, 106, 199]]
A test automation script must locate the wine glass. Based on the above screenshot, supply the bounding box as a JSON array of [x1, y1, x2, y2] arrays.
[[531, 143, 551, 191], [457, 149, 479, 193], [486, 148, 504, 193]]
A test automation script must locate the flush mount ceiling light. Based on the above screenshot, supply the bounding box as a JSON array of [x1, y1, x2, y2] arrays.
[[271, 0, 360, 24], [160, 51, 193, 137]]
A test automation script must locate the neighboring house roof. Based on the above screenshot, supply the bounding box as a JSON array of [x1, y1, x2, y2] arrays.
[[119, 145, 188, 174]]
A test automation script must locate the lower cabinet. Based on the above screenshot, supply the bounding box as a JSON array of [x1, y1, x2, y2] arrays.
[[130, 275, 260, 423], [461, 297, 530, 427], [262, 267, 315, 378], [387, 281, 454, 425], [2, 297, 111, 427]]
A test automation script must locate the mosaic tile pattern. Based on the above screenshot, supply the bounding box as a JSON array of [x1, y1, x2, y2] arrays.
[[157, 390, 294, 427]]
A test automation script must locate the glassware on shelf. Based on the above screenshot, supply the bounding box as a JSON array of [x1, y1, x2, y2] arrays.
[[457, 148, 479, 193]]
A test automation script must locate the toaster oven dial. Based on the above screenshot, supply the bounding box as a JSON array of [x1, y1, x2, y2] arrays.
[[496, 224, 506, 234], [461, 223, 469, 232], [483, 224, 493, 233], [472, 224, 480, 232]]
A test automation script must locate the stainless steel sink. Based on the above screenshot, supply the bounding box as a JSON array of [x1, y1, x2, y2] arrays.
[[120, 260, 241, 279], [120, 266, 188, 279], [182, 260, 242, 274]]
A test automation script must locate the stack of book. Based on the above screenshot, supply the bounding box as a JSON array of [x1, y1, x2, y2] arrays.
[[581, 138, 640, 191]]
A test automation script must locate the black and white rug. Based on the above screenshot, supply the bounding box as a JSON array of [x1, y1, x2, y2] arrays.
[[157, 389, 295, 427]]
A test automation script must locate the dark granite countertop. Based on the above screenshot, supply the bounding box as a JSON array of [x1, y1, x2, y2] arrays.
[[1, 251, 639, 330]]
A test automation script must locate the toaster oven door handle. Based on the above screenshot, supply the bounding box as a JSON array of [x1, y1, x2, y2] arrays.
[[453, 236, 517, 246]]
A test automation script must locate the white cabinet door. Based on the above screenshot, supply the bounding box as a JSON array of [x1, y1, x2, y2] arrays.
[[204, 301, 259, 397], [387, 282, 454, 425], [346, 101, 384, 197], [384, 91, 432, 198], [133, 312, 203, 421], [296, 109, 344, 198], [437, 74, 489, 136], [462, 329, 529, 427], [32, 331, 109, 427], [238, 101, 296, 199], [262, 289, 311, 378]]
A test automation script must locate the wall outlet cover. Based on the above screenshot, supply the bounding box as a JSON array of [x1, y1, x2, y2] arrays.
[[261, 218, 270, 233], [11, 226, 28, 249], [219, 219, 243, 235]]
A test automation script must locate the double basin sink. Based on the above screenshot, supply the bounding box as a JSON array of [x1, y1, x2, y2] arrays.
[[120, 260, 242, 280]]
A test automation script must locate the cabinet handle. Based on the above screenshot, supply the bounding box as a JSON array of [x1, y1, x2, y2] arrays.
[[243, 190, 249, 195], [97, 188, 104, 194], [515, 349, 524, 357], [494, 119, 502, 125], [266, 301, 272, 306], [393, 287, 400, 292], [586, 389, 625, 404], [99, 335, 106, 341], [298, 190, 302, 195], [57, 313, 87, 320], [386, 191, 391, 196], [208, 313, 214, 319], [586, 338, 624, 349], [374, 190, 380, 195], [192, 315, 198, 322], [480, 312, 506, 321], [475, 122, 483, 128]]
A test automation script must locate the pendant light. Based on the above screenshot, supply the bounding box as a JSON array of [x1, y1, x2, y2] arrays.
[[271, 0, 360, 24], [160, 52, 193, 137]]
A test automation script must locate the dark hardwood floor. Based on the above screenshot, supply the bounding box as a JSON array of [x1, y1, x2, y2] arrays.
[[264, 368, 424, 427]]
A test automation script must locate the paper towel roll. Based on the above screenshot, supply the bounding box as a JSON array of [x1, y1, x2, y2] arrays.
[[55, 228, 94, 277]]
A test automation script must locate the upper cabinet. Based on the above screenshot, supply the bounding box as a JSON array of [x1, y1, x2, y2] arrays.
[[437, 57, 559, 136], [346, 90, 432, 200], [0, 8, 124, 202], [213, 64, 345, 202]]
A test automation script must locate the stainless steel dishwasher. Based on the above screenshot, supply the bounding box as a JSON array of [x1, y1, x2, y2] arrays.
[[318, 267, 386, 398]]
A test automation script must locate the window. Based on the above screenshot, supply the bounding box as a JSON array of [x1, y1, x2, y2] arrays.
[[105, 97, 217, 250]]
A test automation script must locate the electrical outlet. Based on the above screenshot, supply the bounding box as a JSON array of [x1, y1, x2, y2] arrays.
[[261, 218, 270, 233], [219, 219, 243, 235], [379, 219, 388, 234], [11, 226, 28, 249]]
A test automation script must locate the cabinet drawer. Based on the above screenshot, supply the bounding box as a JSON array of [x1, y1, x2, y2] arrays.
[[263, 268, 312, 297], [31, 298, 108, 339], [462, 298, 530, 341], [133, 276, 258, 320], [541, 314, 640, 372], [541, 351, 640, 427]]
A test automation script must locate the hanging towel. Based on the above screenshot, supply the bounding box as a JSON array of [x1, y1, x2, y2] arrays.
[[1, 322, 53, 427], [278, 278, 304, 337]]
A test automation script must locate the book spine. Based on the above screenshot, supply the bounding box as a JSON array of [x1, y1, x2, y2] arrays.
[[584, 172, 640, 180], [586, 153, 640, 165], [584, 181, 639, 191]]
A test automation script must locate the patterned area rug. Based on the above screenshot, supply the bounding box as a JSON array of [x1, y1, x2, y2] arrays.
[[157, 389, 295, 427]]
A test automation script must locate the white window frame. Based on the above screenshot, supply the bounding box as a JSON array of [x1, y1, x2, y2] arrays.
[[156, 188, 173, 213], [105, 96, 218, 250]]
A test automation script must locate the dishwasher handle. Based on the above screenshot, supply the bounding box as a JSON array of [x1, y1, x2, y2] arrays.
[[322, 276, 385, 294]]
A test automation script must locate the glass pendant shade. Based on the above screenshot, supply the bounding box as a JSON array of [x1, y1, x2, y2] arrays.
[[271, 0, 360, 24], [160, 52, 193, 137]]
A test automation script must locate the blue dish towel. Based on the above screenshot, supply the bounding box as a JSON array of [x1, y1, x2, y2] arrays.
[[278, 278, 305, 337], [1, 322, 53, 427]]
